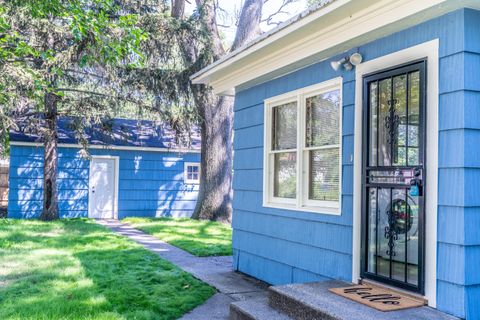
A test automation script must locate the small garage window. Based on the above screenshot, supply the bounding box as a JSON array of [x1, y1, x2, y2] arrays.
[[184, 162, 201, 184]]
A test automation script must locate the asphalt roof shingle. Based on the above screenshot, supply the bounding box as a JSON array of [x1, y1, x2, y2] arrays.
[[10, 118, 201, 150]]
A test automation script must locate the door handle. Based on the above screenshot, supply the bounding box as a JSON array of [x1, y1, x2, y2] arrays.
[[92, 186, 96, 194], [409, 168, 422, 196]]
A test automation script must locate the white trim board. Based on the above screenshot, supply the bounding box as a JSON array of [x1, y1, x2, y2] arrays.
[[9, 141, 200, 154], [88, 155, 120, 219], [191, 0, 479, 96], [352, 39, 439, 307]]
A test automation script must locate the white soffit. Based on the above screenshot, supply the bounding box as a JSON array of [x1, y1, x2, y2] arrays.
[[191, 0, 480, 96]]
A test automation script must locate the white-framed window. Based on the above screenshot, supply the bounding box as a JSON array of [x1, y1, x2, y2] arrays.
[[184, 162, 201, 184], [263, 77, 342, 215]]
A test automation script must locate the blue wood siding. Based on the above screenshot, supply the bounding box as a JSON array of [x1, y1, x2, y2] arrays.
[[7, 146, 200, 219], [232, 8, 479, 319]]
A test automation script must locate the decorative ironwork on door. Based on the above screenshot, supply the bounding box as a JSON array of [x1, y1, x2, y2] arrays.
[[361, 60, 426, 294]]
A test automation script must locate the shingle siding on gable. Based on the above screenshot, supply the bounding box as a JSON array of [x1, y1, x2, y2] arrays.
[[8, 145, 200, 219], [232, 8, 480, 319]]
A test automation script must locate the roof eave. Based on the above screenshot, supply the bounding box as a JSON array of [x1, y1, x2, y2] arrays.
[[190, 0, 350, 87], [192, 0, 479, 96]]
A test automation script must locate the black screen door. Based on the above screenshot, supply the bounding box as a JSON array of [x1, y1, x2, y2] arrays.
[[361, 60, 426, 294]]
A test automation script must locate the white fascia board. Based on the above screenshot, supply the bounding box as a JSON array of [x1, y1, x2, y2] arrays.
[[190, 0, 352, 84], [9, 141, 201, 154], [193, 0, 479, 96]]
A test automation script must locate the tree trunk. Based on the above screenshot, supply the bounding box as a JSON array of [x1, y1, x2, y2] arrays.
[[172, 0, 263, 222], [231, 0, 263, 51], [190, 88, 234, 222], [40, 92, 59, 221]]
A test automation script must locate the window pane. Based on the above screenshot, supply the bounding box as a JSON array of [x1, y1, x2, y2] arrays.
[[393, 74, 407, 166], [309, 148, 339, 201], [367, 187, 378, 273], [369, 81, 378, 166], [306, 89, 340, 147], [272, 102, 297, 150], [186, 164, 200, 182], [378, 78, 392, 166], [377, 187, 390, 278], [274, 152, 296, 198], [408, 71, 420, 166]]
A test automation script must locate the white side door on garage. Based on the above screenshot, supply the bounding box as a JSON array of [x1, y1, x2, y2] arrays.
[[88, 157, 118, 219]]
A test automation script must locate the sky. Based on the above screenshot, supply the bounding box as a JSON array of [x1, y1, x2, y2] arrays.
[[186, 0, 309, 45]]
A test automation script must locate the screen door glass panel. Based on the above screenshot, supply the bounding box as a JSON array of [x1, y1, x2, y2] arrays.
[[363, 61, 425, 293]]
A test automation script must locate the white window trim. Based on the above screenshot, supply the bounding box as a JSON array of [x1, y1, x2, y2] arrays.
[[352, 39, 438, 307], [184, 162, 201, 184], [263, 77, 343, 215]]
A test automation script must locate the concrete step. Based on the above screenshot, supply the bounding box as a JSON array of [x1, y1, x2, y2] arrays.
[[230, 298, 293, 320], [268, 280, 459, 320]]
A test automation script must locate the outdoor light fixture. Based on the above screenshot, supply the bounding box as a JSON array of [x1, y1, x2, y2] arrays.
[[349, 52, 363, 65], [330, 53, 363, 71]]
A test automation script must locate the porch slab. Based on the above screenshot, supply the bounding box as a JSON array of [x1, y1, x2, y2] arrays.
[[268, 280, 460, 320], [230, 298, 293, 320]]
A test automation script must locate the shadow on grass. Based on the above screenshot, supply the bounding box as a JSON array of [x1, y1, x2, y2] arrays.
[[0, 219, 215, 320], [74, 248, 215, 320], [125, 217, 233, 257]]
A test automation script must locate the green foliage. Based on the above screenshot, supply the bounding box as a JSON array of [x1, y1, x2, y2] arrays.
[[0, 0, 148, 154], [0, 0, 206, 155], [124, 217, 233, 257], [0, 219, 215, 319]]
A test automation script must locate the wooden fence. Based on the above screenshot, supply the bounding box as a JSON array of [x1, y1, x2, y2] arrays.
[[0, 166, 8, 210]]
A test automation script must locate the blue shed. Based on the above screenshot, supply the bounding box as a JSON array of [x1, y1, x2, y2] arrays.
[[8, 118, 201, 219], [192, 1, 480, 319]]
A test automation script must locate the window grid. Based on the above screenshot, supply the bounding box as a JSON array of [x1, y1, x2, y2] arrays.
[[184, 163, 201, 184], [263, 78, 343, 215], [304, 90, 341, 204], [269, 100, 298, 202]]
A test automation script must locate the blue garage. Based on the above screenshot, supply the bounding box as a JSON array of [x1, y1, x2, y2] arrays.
[[8, 118, 201, 219]]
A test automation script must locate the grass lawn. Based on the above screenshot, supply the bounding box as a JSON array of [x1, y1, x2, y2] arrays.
[[123, 218, 232, 257], [0, 219, 215, 320]]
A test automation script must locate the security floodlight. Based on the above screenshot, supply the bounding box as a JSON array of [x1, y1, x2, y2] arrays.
[[330, 57, 348, 71], [349, 52, 363, 65], [343, 61, 353, 71], [330, 53, 363, 71]]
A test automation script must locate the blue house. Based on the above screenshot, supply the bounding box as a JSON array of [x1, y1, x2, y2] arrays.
[[8, 118, 201, 219], [192, 0, 480, 318]]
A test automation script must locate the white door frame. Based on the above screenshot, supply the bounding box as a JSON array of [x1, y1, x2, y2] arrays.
[[88, 155, 120, 219], [352, 39, 439, 307]]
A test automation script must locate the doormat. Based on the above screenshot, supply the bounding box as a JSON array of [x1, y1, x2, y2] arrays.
[[329, 284, 426, 312]]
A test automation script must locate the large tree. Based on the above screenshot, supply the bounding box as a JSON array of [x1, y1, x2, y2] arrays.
[[114, 0, 267, 223], [1, 0, 299, 222], [0, 0, 146, 220], [168, 0, 264, 223]]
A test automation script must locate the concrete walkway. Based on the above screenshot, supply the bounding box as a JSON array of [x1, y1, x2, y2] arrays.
[[96, 220, 268, 320]]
